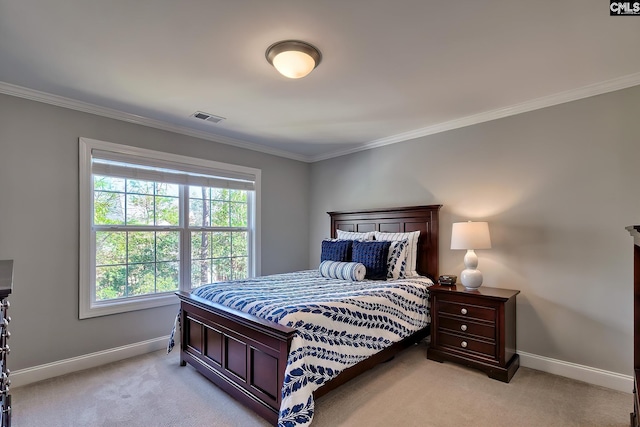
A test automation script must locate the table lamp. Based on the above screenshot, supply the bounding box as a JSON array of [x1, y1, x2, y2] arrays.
[[451, 221, 491, 289]]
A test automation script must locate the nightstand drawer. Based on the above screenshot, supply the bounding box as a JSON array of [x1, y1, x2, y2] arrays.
[[439, 316, 495, 340], [438, 331, 496, 358], [437, 299, 496, 322]]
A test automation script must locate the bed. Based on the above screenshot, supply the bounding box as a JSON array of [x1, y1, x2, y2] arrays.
[[174, 205, 441, 425]]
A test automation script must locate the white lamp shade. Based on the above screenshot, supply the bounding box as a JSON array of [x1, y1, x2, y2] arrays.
[[272, 51, 316, 79], [451, 221, 491, 250]]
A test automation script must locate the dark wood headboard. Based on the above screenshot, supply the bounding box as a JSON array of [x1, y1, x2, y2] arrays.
[[328, 205, 442, 281]]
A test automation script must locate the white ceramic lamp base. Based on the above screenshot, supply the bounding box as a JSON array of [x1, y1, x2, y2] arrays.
[[461, 249, 484, 289]]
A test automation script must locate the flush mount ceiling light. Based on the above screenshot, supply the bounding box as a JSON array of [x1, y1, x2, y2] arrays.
[[265, 40, 322, 79]]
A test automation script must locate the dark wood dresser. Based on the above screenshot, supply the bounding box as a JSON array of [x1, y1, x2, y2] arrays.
[[627, 226, 640, 427], [427, 284, 520, 383], [0, 261, 12, 427]]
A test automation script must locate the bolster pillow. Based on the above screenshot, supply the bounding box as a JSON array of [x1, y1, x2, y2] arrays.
[[319, 260, 366, 281]]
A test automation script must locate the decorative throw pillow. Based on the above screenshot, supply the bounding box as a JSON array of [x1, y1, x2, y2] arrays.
[[374, 230, 420, 276], [387, 240, 408, 280], [336, 230, 375, 241], [319, 260, 366, 281], [320, 239, 353, 262], [352, 240, 392, 280]]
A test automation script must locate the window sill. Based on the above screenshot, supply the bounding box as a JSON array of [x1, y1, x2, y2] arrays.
[[79, 293, 179, 319]]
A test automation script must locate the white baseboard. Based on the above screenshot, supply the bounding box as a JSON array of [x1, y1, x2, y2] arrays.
[[11, 338, 634, 394], [11, 335, 170, 388], [518, 351, 633, 393]]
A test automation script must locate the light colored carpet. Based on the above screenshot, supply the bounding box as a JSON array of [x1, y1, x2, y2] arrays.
[[12, 342, 631, 427]]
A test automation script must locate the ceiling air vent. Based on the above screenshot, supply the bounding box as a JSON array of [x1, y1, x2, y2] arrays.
[[191, 111, 226, 124]]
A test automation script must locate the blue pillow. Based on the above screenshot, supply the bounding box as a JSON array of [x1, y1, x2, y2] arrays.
[[352, 240, 392, 280], [321, 239, 353, 262]]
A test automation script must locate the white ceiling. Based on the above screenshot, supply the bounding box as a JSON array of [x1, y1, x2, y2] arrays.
[[1, 0, 639, 162]]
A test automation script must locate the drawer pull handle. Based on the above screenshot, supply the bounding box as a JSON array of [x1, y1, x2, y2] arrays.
[[461, 341, 468, 348], [460, 325, 467, 332], [460, 308, 468, 315]]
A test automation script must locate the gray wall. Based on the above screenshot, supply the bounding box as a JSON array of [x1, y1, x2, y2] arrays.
[[309, 86, 640, 376], [0, 94, 310, 371], [2, 84, 639, 378]]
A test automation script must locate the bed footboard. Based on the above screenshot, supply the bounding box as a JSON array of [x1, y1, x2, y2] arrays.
[[176, 291, 296, 425], [177, 289, 430, 426]]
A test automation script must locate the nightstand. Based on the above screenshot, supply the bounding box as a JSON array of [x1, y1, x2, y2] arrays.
[[427, 284, 520, 383]]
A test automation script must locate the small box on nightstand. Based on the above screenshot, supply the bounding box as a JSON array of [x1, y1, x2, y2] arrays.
[[437, 275, 457, 286]]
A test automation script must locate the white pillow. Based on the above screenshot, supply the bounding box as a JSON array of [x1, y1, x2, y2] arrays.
[[336, 230, 375, 241], [374, 230, 420, 276], [387, 240, 408, 280], [319, 260, 366, 281]]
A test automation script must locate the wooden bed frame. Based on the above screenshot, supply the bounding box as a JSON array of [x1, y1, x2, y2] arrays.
[[176, 204, 441, 425]]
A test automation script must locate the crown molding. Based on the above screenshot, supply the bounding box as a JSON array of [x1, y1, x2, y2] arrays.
[[0, 82, 311, 163], [2, 72, 639, 164], [310, 72, 640, 162]]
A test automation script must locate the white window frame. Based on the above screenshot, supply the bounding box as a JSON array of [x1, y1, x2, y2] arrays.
[[79, 137, 261, 319]]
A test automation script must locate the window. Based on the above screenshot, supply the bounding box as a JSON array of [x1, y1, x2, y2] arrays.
[[188, 187, 250, 287], [79, 137, 261, 318]]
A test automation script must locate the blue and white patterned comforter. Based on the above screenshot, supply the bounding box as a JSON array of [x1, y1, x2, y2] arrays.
[[186, 270, 433, 427]]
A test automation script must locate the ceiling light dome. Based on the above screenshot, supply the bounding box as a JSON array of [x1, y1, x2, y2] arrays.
[[266, 40, 322, 79]]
